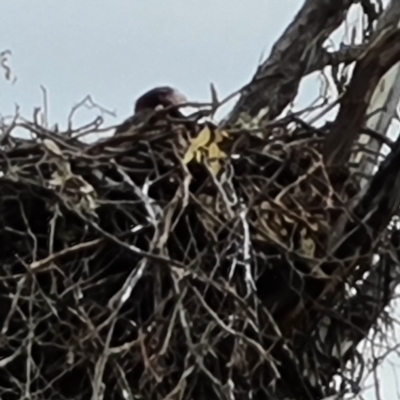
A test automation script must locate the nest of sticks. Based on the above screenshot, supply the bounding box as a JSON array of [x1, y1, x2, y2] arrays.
[[0, 104, 391, 400]]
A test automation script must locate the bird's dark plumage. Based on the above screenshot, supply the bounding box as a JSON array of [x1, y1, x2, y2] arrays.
[[134, 86, 187, 117], [115, 86, 188, 135]]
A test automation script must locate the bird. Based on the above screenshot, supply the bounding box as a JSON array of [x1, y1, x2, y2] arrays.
[[134, 86, 187, 116], [114, 86, 188, 135]]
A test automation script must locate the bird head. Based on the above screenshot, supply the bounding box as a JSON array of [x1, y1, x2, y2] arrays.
[[134, 86, 187, 117]]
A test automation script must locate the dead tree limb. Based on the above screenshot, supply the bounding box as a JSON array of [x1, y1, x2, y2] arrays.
[[222, 0, 357, 128], [309, 3, 400, 387], [352, 0, 400, 184], [323, 21, 400, 166]]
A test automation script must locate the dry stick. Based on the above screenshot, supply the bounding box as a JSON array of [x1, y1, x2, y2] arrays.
[[29, 238, 103, 272]]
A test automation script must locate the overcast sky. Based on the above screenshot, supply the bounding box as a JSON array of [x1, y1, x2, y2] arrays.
[[0, 1, 398, 399], [0, 0, 314, 128]]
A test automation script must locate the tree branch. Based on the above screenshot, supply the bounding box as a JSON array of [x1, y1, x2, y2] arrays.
[[222, 0, 356, 128], [323, 23, 400, 166], [350, 0, 400, 187], [306, 44, 365, 74]]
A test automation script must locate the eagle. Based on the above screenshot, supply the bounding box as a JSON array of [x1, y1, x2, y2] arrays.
[[114, 86, 188, 135]]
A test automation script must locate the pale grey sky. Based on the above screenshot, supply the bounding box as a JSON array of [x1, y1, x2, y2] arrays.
[[0, 1, 397, 399], [0, 0, 303, 126]]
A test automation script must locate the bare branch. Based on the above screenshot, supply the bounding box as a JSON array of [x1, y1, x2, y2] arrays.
[[306, 44, 366, 74], [223, 0, 356, 128], [324, 12, 400, 166]]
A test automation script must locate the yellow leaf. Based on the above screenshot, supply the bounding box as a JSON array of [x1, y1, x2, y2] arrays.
[[209, 159, 221, 175], [214, 129, 229, 143], [195, 150, 203, 163], [190, 126, 212, 150], [183, 149, 195, 164], [208, 142, 221, 159], [221, 130, 229, 138], [214, 130, 224, 144], [183, 126, 211, 164]]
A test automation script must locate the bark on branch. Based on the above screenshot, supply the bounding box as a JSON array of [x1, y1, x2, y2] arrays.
[[223, 0, 356, 128], [307, 44, 365, 74], [323, 25, 400, 166]]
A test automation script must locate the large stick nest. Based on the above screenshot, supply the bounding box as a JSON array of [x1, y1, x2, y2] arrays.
[[0, 107, 388, 400]]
